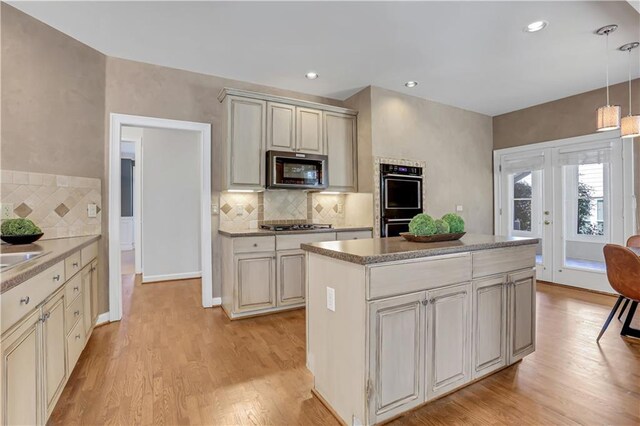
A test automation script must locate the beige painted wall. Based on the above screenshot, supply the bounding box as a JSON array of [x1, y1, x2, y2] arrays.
[[494, 79, 640, 232], [1, 3, 110, 313], [354, 86, 495, 234]]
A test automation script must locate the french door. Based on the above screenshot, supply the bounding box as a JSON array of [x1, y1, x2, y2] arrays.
[[495, 133, 635, 293]]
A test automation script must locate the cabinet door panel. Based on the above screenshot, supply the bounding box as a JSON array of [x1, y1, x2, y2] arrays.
[[296, 107, 323, 154], [90, 261, 99, 324], [368, 292, 424, 424], [324, 112, 357, 191], [277, 250, 305, 306], [267, 102, 295, 151], [472, 276, 507, 379], [82, 266, 92, 338], [236, 254, 276, 312], [508, 269, 536, 363], [229, 97, 266, 187], [426, 282, 472, 400], [1, 310, 41, 426], [43, 291, 67, 416]]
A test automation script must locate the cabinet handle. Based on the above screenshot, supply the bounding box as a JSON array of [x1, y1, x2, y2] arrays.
[[253, 243, 258, 247], [75, 334, 81, 340], [53, 275, 61, 282], [73, 262, 79, 267], [45, 312, 51, 320], [20, 296, 30, 305], [74, 286, 79, 292], [421, 299, 429, 306], [74, 310, 80, 316]]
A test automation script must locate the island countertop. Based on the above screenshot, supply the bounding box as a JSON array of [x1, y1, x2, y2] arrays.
[[300, 233, 539, 265]]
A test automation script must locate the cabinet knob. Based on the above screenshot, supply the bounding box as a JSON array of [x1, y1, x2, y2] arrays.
[[421, 299, 428, 306], [74, 286, 79, 292], [73, 262, 79, 267], [53, 275, 61, 282], [253, 243, 258, 247], [20, 296, 30, 305], [74, 310, 80, 316], [75, 334, 81, 340]]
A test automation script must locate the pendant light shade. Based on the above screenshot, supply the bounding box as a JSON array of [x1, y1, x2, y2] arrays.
[[621, 115, 640, 138], [596, 25, 620, 132], [619, 41, 640, 139], [597, 105, 622, 132]]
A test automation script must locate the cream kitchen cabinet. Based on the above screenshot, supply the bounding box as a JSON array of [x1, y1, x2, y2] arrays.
[[472, 275, 507, 379], [367, 292, 425, 424], [267, 102, 296, 151], [324, 112, 358, 192], [217, 88, 358, 191], [235, 253, 277, 313], [425, 282, 472, 400], [1, 238, 100, 425], [508, 268, 536, 363], [82, 265, 93, 338], [277, 250, 306, 306]]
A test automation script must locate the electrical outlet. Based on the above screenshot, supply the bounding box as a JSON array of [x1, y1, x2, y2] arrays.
[[326, 287, 336, 312], [456, 205, 464, 212], [337, 203, 344, 214], [235, 204, 244, 216], [87, 203, 97, 218], [211, 204, 219, 215], [1, 203, 13, 219]]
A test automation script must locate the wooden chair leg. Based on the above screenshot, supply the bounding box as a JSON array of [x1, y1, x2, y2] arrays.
[[618, 298, 630, 320], [620, 301, 640, 339], [597, 295, 625, 342]]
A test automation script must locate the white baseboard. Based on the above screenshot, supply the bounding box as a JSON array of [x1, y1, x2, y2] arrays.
[[212, 297, 222, 306], [96, 312, 110, 325], [143, 271, 202, 283]]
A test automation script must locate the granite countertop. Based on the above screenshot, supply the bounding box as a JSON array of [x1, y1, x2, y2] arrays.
[[1, 235, 101, 294], [218, 226, 373, 237], [301, 234, 539, 265]]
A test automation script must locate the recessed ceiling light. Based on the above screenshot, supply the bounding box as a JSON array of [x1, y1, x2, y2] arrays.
[[405, 81, 418, 88], [305, 71, 319, 80], [525, 20, 548, 32]]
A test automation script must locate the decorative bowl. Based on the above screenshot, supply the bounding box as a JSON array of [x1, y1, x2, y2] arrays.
[[1, 233, 44, 245], [399, 232, 465, 243]]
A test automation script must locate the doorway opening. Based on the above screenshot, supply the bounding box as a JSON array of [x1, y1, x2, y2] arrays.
[[109, 114, 212, 323]]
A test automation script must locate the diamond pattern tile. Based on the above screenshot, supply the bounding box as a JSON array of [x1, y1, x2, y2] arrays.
[[245, 204, 255, 214], [315, 204, 323, 213], [13, 202, 33, 218], [54, 203, 70, 217], [221, 203, 232, 215]]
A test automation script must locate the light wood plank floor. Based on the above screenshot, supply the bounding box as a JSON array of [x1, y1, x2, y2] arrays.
[[50, 269, 640, 424]]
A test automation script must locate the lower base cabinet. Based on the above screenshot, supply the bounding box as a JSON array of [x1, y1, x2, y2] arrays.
[[43, 289, 67, 417], [236, 253, 277, 312], [508, 269, 536, 363], [472, 275, 507, 379], [277, 250, 306, 306]]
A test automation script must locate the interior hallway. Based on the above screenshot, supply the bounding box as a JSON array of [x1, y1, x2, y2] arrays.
[[48, 272, 640, 425]]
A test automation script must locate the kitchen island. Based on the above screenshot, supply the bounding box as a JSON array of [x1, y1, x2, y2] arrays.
[[301, 234, 538, 426]]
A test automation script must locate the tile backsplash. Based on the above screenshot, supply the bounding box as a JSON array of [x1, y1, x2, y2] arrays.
[[219, 190, 368, 230], [1, 170, 101, 239]]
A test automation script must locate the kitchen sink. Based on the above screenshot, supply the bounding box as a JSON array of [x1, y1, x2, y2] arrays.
[[0, 251, 48, 271]]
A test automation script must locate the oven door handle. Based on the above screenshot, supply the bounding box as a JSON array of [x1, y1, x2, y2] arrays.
[[384, 218, 412, 222], [382, 174, 423, 180]]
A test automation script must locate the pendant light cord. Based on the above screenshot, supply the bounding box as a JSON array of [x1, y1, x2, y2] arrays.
[[628, 48, 633, 115], [606, 31, 610, 105]]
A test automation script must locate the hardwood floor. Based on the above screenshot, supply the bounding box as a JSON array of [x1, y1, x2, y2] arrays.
[[49, 274, 640, 425]]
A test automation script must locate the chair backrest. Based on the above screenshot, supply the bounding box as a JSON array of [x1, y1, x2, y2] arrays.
[[627, 235, 640, 248], [603, 244, 640, 301]]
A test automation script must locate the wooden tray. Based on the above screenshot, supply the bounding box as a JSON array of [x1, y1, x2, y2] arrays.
[[399, 232, 465, 243]]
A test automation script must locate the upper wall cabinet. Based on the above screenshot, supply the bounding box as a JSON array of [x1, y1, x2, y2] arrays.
[[324, 112, 358, 192], [218, 88, 358, 192]]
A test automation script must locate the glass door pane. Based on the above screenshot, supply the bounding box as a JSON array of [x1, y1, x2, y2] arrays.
[[508, 170, 544, 267]]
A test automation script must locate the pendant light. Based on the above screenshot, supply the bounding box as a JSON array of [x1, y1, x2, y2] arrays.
[[596, 25, 621, 132], [619, 42, 640, 138]]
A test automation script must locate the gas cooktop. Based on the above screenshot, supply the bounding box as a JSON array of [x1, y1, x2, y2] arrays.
[[259, 223, 333, 231]]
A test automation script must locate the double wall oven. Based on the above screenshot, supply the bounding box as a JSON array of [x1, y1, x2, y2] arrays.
[[380, 163, 423, 237]]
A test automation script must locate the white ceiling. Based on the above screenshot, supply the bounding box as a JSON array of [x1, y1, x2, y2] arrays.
[[9, 1, 640, 116]]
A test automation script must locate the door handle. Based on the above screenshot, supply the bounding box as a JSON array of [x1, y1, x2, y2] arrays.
[[544, 220, 552, 225]]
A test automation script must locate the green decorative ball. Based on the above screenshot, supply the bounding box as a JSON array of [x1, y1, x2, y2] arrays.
[[408, 214, 436, 236], [1, 218, 42, 236], [434, 219, 450, 234], [441, 213, 465, 233]]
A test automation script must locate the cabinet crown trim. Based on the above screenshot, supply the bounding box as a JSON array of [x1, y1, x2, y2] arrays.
[[218, 88, 358, 116]]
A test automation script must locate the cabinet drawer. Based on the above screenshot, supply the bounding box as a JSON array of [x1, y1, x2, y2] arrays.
[[472, 245, 536, 279], [65, 293, 83, 334], [67, 318, 85, 370], [65, 251, 82, 278], [336, 230, 372, 241], [233, 236, 275, 253], [64, 273, 82, 306], [367, 254, 472, 300], [81, 242, 98, 267], [1, 261, 65, 334], [276, 233, 337, 250]]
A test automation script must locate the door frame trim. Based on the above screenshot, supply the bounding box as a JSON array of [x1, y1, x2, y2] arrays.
[[108, 113, 213, 322]]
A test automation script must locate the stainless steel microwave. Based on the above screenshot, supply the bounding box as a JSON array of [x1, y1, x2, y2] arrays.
[[266, 150, 328, 190]]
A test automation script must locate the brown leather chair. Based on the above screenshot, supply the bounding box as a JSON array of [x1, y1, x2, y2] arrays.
[[616, 236, 640, 320], [597, 244, 640, 341]]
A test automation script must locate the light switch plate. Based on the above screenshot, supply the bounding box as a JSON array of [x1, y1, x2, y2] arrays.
[[87, 203, 97, 218], [337, 203, 344, 214], [235, 204, 244, 216], [1, 203, 13, 219], [456, 205, 464, 212], [326, 287, 336, 312], [211, 204, 219, 215]]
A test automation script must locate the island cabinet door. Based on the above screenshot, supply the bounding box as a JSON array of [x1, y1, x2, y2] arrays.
[[472, 275, 507, 380], [425, 282, 472, 400], [235, 253, 276, 312], [367, 292, 425, 425], [507, 268, 536, 364], [277, 250, 305, 307]]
